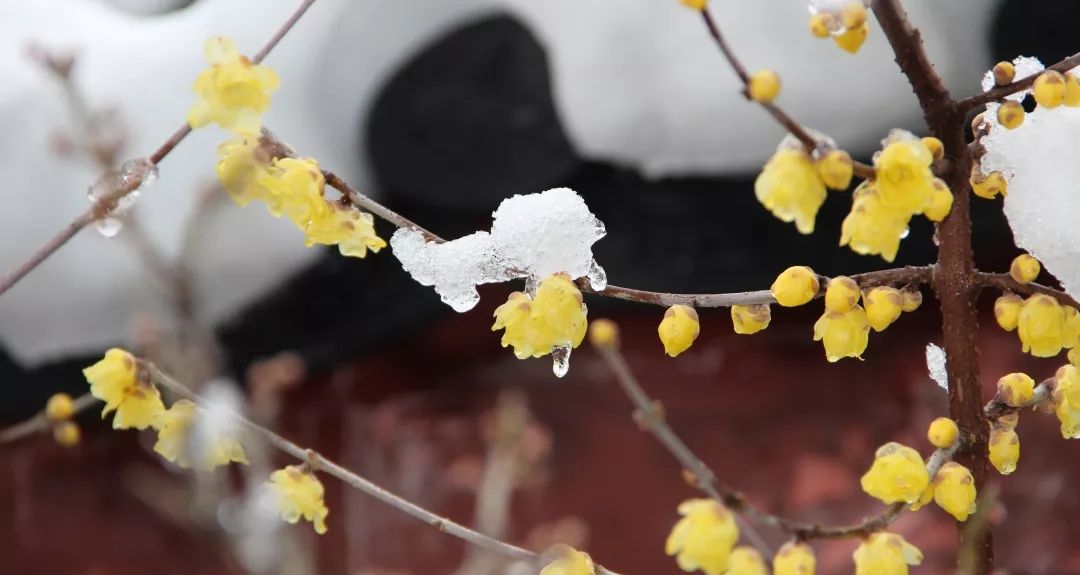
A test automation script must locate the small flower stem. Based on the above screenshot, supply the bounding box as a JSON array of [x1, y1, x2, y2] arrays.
[[974, 272, 1080, 309], [0, 392, 96, 444], [957, 51, 1080, 111], [143, 363, 622, 575]]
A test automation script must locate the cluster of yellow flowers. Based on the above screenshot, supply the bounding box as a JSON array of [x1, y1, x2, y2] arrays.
[[754, 138, 851, 235], [992, 255, 1080, 359], [861, 432, 977, 522], [808, 1, 871, 54], [665, 499, 740, 575], [81, 349, 329, 534], [990, 62, 1080, 132], [492, 273, 589, 360], [44, 392, 81, 447], [189, 38, 385, 259]]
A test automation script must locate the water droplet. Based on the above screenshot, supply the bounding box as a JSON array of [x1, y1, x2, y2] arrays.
[[586, 260, 608, 291], [95, 217, 123, 238], [900, 226, 911, 240], [551, 346, 571, 378]]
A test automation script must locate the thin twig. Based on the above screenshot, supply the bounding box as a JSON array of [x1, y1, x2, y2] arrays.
[[0, 392, 96, 444], [983, 376, 1055, 422], [594, 339, 956, 542], [322, 170, 444, 243], [0, 0, 321, 299], [143, 363, 621, 575], [957, 52, 1080, 111], [974, 272, 1080, 309]]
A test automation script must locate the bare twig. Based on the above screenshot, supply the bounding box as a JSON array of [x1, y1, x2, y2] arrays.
[[974, 272, 1080, 309], [0, 0, 321, 299], [983, 376, 1055, 422], [957, 52, 1080, 111], [322, 170, 444, 243], [0, 392, 96, 444]]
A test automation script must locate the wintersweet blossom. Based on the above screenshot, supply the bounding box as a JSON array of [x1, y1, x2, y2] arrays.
[[1017, 294, 1066, 357], [863, 287, 903, 332], [731, 304, 770, 335], [53, 421, 81, 448], [994, 293, 1022, 331], [659, 305, 701, 356], [874, 134, 935, 216], [187, 37, 280, 134], [726, 547, 767, 575], [988, 423, 1020, 475], [933, 462, 977, 522], [267, 465, 329, 534], [153, 400, 249, 470], [754, 148, 827, 235], [824, 276, 860, 313], [813, 306, 869, 362], [492, 273, 588, 359], [216, 135, 270, 206], [771, 266, 819, 307], [45, 393, 75, 422], [817, 149, 854, 190], [840, 183, 908, 262], [772, 541, 816, 575], [304, 202, 387, 258], [860, 442, 929, 504], [997, 373, 1035, 407], [853, 532, 922, 575], [540, 545, 595, 575], [1054, 364, 1080, 439], [257, 157, 330, 228], [1009, 254, 1041, 284], [665, 499, 739, 575], [83, 348, 165, 430], [927, 417, 959, 449]]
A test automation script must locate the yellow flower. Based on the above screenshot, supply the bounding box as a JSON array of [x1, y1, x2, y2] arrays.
[[304, 202, 386, 258], [860, 442, 929, 504], [921, 137, 944, 161], [933, 462, 977, 522], [1066, 73, 1080, 106], [83, 348, 165, 430], [834, 22, 869, 54], [816, 149, 854, 190], [926, 417, 958, 449], [540, 545, 595, 575], [988, 425, 1019, 475], [588, 319, 620, 349], [863, 287, 903, 332], [875, 137, 935, 216], [809, 13, 833, 38], [665, 499, 739, 575], [153, 400, 248, 470], [841, 2, 867, 28], [727, 547, 767, 575], [771, 266, 819, 307], [1017, 294, 1066, 357], [53, 421, 81, 448], [1033, 70, 1067, 108], [840, 183, 909, 263], [45, 393, 75, 422], [813, 306, 869, 362], [994, 293, 1022, 331], [659, 304, 701, 357], [773, 541, 815, 575], [824, 276, 860, 313], [997, 372, 1035, 407], [900, 288, 922, 312], [1072, 346, 1080, 367], [1063, 306, 1080, 348], [187, 37, 280, 134], [853, 533, 922, 575], [679, 0, 707, 10], [1009, 254, 1041, 284], [731, 304, 770, 335], [748, 70, 781, 103], [216, 135, 270, 206], [993, 61, 1016, 86], [997, 101, 1025, 130], [267, 465, 329, 534], [257, 157, 331, 229], [970, 171, 1007, 200], [492, 273, 588, 359], [755, 149, 827, 234], [922, 178, 953, 222], [1054, 364, 1080, 439]]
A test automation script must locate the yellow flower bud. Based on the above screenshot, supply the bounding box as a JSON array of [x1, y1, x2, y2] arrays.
[[997, 100, 1025, 129], [853, 532, 922, 575], [833, 22, 869, 54], [53, 421, 81, 448], [541, 545, 595, 575], [998, 372, 1035, 407], [994, 293, 1022, 331], [840, 183, 909, 263], [971, 170, 1008, 199], [921, 136, 944, 162], [727, 547, 768, 575], [875, 138, 935, 215], [900, 288, 922, 312], [816, 149, 854, 190], [493, 274, 589, 360], [83, 348, 165, 431], [992, 61, 1016, 86], [659, 305, 701, 357], [809, 13, 834, 38], [864, 287, 903, 332], [933, 462, 977, 522], [267, 465, 329, 534], [1033, 70, 1067, 108], [1065, 73, 1080, 107], [731, 304, 771, 335], [825, 276, 860, 313], [665, 499, 738, 575], [45, 393, 76, 422], [922, 178, 953, 222], [927, 417, 959, 449], [860, 442, 930, 504], [1053, 364, 1080, 439], [1009, 254, 1041, 284], [755, 149, 827, 234], [773, 541, 816, 575], [813, 306, 870, 362], [771, 266, 819, 307], [1063, 306, 1080, 349], [748, 70, 781, 103], [841, 2, 868, 29], [988, 426, 1020, 475], [679, 0, 707, 10], [994, 412, 1019, 432], [1017, 294, 1066, 357], [588, 319, 620, 349]]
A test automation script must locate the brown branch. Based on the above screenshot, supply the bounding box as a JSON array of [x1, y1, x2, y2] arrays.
[[958, 51, 1080, 111], [593, 337, 956, 543], [322, 170, 444, 243], [974, 272, 1080, 309], [984, 376, 1054, 422], [0, 0, 321, 299], [870, 0, 951, 126], [144, 363, 620, 575], [0, 392, 96, 444]]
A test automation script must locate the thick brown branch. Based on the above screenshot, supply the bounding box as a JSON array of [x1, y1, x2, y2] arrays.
[[870, 0, 951, 127], [974, 272, 1080, 309], [958, 52, 1080, 111]]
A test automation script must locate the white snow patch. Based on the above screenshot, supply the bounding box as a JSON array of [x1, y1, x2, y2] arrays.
[[926, 343, 948, 391], [390, 188, 606, 312]]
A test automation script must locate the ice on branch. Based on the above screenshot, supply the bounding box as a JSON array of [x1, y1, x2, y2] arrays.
[[978, 57, 1080, 298], [926, 343, 947, 391], [390, 188, 607, 312]]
